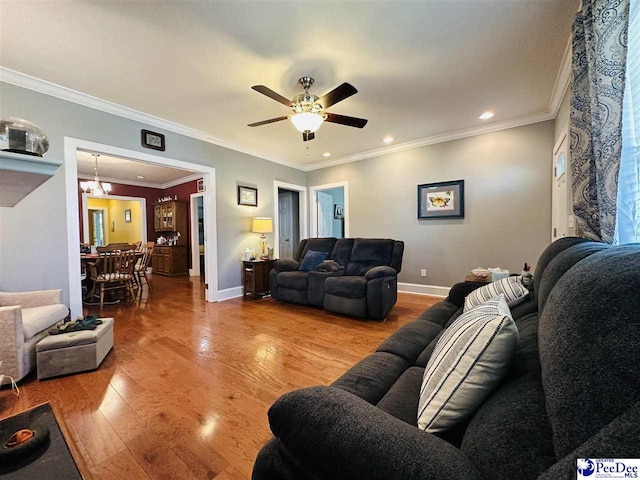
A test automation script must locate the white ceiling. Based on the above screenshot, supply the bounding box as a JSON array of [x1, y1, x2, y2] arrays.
[[77, 151, 197, 188], [0, 1, 578, 168]]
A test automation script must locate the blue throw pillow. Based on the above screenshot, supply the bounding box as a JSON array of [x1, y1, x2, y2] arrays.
[[298, 250, 329, 272]]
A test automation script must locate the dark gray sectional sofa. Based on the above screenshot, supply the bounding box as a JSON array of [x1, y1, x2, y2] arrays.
[[270, 237, 404, 319], [253, 237, 640, 479]]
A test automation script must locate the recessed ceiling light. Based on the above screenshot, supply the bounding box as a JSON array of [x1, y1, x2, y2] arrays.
[[136, 175, 145, 179], [479, 111, 494, 120], [322, 152, 331, 157], [382, 137, 394, 143]]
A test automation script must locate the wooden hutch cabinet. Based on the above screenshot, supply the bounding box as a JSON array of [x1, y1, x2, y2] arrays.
[[152, 200, 188, 276]]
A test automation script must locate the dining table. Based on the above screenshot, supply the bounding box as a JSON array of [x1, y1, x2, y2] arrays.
[[80, 251, 144, 304]]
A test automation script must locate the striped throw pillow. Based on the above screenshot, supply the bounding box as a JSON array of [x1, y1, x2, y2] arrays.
[[417, 295, 519, 433], [464, 275, 529, 312]]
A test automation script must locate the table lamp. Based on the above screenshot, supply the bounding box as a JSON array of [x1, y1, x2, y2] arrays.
[[252, 217, 273, 259]]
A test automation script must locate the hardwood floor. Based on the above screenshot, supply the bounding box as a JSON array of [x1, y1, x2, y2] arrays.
[[0, 275, 440, 479]]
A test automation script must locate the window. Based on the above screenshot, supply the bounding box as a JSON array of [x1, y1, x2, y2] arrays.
[[616, 0, 640, 244]]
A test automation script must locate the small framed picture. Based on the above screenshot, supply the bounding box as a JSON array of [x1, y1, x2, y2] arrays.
[[334, 204, 344, 219], [124, 209, 132, 223], [141, 129, 166, 151], [197, 178, 204, 192], [238, 185, 258, 206], [418, 180, 465, 219]]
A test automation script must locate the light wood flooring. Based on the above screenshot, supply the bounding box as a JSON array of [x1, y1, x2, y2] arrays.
[[0, 275, 439, 479]]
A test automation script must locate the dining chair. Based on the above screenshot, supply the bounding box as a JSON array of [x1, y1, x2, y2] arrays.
[[135, 242, 155, 292], [87, 250, 137, 307]]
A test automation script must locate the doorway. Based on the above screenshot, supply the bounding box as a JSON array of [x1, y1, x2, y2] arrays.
[[82, 193, 147, 246], [309, 182, 349, 238], [277, 189, 300, 259], [64, 137, 218, 318], [88, 208, 107, 246], [272, 181, 308, 260], [190, 192, 206, 278]]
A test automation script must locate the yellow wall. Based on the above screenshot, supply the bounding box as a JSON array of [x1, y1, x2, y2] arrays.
[[87, 198, 142, 245]]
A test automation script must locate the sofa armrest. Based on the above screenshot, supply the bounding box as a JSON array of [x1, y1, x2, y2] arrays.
[[269, 386, 482, 480], [447, 282, 485, 308], [0, 306, 25, 383], [272, 259, 299, 272], [365, 266, 397, 280], [0, 289, 63, 309]]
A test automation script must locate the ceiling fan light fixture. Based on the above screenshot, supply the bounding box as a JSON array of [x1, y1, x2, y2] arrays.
[[290, 112, 324, 133]]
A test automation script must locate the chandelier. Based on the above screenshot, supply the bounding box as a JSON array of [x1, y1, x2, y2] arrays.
[[80, 153, 112, 196]]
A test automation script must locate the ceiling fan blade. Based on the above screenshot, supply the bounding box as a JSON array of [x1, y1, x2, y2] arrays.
[[319, 83, 358, 109], [247, 116, 289, 127], [303, 131, 315, 142], [325, 113, 368, 128], [251, 85, 293, 107]]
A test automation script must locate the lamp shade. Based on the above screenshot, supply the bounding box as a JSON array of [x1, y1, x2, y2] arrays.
[[252, 217, 273, 234], [290, 112, 324, 133]]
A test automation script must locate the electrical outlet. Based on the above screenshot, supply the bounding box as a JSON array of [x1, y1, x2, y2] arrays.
[[420, 268, 427, 277]]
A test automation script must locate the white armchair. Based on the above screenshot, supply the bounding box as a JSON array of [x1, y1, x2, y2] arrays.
[[0, 290, 69, 384]]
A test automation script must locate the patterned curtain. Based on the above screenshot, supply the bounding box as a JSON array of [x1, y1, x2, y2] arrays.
[[571, 0, 630, 243]]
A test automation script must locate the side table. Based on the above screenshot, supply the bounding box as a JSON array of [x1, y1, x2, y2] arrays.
[[242, 259, 276, 300]]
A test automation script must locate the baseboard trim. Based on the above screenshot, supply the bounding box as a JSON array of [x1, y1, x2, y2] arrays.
[[217, 286, 243, 301], [398, 282, 450, 298]]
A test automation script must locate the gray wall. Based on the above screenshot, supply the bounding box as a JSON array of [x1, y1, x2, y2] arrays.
[[307, 121, 554, 287], [0, 83, 305, 302]]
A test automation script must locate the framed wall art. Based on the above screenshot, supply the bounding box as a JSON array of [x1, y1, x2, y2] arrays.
[[417, 180, 465, 219], [334, 204, 344, 219], [238, 185, 258, 206]]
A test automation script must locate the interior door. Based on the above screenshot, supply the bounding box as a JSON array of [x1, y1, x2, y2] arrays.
[[317, 191, 333, 238], [552, 133, 569, 242], [278, 191, 294, 259]]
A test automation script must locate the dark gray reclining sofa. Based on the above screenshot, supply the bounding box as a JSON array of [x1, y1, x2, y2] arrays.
[[270, 237, 404, 319], [254, 237, 640, 479]]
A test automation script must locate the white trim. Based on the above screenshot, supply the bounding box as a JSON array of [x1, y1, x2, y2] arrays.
[[1, 67, 304, 172], [309, 182, 349, 238], [81, 192, 147, 245], [549, 36, 573, 118], [273, 181, 308, 259], [305, 111, 554, 171], [64, 137, 219, 317], [190, 192, 204, 276], [2, 54, 572, 173], [217, 286, 243, 301], [162, 173, 203, 189], [398, 282, 450, 298]]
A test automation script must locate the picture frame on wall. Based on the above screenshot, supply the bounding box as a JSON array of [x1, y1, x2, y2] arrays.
[[418, 180, 465, 219], [238, 185, 258, 206], [124, 209, 132, 223], [197, 178, 204, 192], [334, 204, 344, 219]]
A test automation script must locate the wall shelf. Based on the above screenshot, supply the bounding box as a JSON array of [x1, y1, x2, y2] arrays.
[[0, 151, 62, 207]]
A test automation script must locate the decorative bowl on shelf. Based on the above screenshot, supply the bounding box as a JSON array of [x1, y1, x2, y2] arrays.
[[0, 117, 50, 157]]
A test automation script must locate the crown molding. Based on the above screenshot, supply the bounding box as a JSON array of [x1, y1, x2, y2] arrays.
[[3, 51, 572, 174], [77, 172, 202, 190], [304, 110, 554, 171], [0, 66, 305, 172], [548, 36, 572, 118]]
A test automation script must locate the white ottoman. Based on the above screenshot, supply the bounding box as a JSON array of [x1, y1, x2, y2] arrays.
[[36, 317, 114, 380]]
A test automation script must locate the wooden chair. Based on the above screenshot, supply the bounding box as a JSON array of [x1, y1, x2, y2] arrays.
[[87, 250, 137, 307], [135, 242, 155, 292]]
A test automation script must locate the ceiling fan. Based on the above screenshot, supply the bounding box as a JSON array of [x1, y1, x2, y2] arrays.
[[248, 76, 368, 142]]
